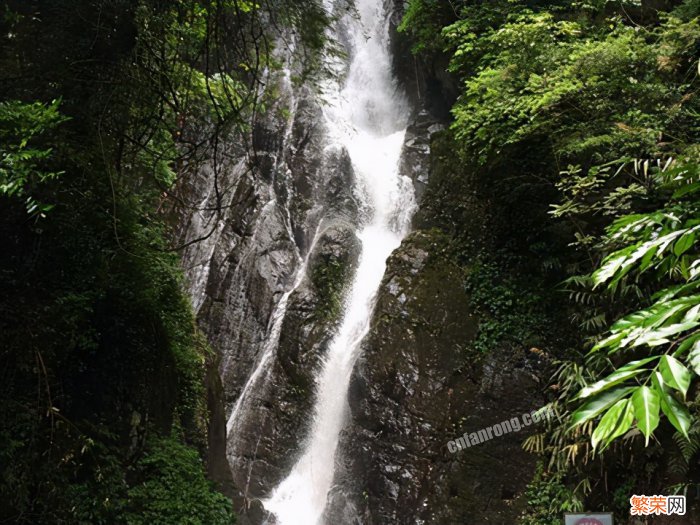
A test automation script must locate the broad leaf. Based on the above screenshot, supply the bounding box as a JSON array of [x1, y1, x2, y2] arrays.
[[591, 398, 634, 450], [674, 331, 700, 358], [570, 386, 635, 427], [673, 231, 696, 257], [629, 320, 700, 348], [616, 356, 659, 372], [653, 373, 691, 439], [592, 246, 635, 287], [576, 368, 646, 399], [631, 386, 660, 446], [659, 355, 692, 398], [687, 339, 700, 376]]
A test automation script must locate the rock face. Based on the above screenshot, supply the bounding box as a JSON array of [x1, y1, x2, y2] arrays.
[[175, 42, 364, 516], [326, 230, 547, 524], [320, 3, 547, 523], [387, 0, 459, 122], [173, 0, 432, 515]]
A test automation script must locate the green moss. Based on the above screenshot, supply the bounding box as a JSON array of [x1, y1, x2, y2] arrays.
[[311, 254, 350, 322], [464, 259, 550, 353]]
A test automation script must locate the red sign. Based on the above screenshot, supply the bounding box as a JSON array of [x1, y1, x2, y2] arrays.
[[575, 519, 603, 525]]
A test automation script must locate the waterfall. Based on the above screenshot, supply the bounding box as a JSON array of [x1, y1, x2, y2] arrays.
[[262, 0, 416, 522]]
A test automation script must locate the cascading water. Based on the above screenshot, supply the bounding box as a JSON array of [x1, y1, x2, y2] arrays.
[[262, 0, 416, 522]]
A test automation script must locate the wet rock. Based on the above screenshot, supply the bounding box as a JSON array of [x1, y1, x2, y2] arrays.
[[399, 110, 444, 200], [387, 0, 459, 121], [174, 1, 466, 522], [227, 220, 362, 502], [174, 23, 367, 516], [329, 230, 546, 524]]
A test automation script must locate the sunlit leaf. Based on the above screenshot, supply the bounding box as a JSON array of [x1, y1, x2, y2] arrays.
[[652, 373, 691, 439], [631, 386, 660, 446], [659, 355, 692, 398], [570, 386, 635, 427], [687, 339, 700, 376], [674, 231, 696, 257], [576, 368, 646, 399], [591, 398, 634, 450]]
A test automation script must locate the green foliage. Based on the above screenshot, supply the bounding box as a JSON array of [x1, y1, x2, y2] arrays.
[[397, 0, 458, 54], [569, 159, 700, 450], [403, 0, 700, 510], [449, 12, 687, 169], [1, 423, 234, 525], [125, 430, 234, 525], [407, 0, 700, 455], [465, 259, 550, 353], [0, 1, 276, 521], [0, 99, 67, 215], [0, 0, 332, 520], [521, 464, 583, 525]]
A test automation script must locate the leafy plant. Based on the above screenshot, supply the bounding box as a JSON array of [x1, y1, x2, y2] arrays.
[[125, 429, 234, 525], [464, 259, 550, 353], [570, 159, 700, 450], [521, 463, 584, 525], [0, 99, 67, 216]]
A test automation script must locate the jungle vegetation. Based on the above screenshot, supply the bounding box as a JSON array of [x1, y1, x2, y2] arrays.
[[0, 1, 326, 523], [400, 0, 700, 521]]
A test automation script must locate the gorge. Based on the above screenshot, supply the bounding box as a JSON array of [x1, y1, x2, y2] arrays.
[[2, 0, 700, 524], [177, 1, 552, 523]]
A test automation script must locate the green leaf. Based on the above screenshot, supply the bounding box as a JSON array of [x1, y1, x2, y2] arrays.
[[616, 356, 660, 372], [674, 231, 696, 257], [591, 331, 625, 353], [639, 244, 659, 273], [570, 386, 635, 427], [672, 181, 700, 199], [659, 355, 692, 399], [576, 368, 646, 399], [687, 339, 700, 376], [591, 398, 634, 450], [631, 320, 700, 348], [592, 246, 635, 287], [631, 386, 660, 446], [674, 331, 700, 358], [652, 373, 691, 439]]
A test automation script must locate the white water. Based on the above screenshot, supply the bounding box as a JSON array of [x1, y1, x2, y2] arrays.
[[264, 0, 416, 523]]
